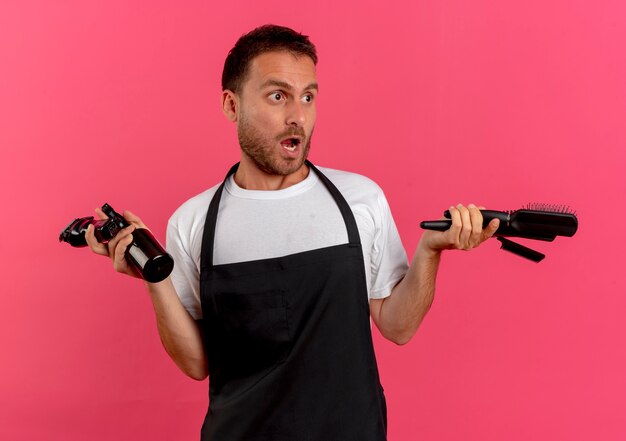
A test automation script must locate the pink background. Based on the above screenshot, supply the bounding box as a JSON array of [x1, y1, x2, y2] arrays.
[[1, 1, 625, 440]]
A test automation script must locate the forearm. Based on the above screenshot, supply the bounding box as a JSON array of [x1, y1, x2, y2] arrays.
[[374, 203, 500, 344], [375, 242, 442, 345], [145, 277, 208, 380]]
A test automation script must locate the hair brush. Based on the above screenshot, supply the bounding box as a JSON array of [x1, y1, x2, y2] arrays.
[[420, 203, 578, 262]]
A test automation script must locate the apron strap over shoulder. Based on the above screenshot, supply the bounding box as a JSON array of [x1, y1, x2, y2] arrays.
[[305, 161, 361, 247], [201, 163, 239, 270]]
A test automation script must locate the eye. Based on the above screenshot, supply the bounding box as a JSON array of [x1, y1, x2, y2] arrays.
[[269, 92, 284, 102], [302, 94, 314, 103]]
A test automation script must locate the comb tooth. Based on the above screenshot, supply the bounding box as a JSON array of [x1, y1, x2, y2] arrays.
[[524, 202, 577, 215]]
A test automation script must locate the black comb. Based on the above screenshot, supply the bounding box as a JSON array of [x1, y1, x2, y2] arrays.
[[420, 204, 578, 262]]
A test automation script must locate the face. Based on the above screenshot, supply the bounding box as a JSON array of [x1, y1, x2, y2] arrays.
[[230, 51, 318, 176]]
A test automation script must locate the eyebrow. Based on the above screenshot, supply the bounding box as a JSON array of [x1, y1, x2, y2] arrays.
[[260, 79, 319, 92]]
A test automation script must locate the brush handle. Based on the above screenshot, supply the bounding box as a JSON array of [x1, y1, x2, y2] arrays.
[[419, 220, 453, 231], [420, 210, 509, 231]]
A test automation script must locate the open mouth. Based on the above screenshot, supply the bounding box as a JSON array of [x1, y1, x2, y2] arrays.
[[280, 137, 301, 152]]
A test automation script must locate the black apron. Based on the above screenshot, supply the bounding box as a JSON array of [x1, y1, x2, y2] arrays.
[[199, 161, 387, 441]]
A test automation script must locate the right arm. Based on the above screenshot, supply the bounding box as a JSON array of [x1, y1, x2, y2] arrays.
[[85, 209, 208, 381], [144, 277, 207, 380]]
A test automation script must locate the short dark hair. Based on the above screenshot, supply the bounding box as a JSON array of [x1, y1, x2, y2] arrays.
[[221, 24, 318, 93]]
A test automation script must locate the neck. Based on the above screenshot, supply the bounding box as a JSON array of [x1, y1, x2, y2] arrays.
[[234, 156, 310, 190]]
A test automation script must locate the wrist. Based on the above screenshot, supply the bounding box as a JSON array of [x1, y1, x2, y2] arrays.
[[416, 237, 442, 261], [144, 276, 174, 294]]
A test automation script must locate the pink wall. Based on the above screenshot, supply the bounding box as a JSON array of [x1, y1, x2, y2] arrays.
[[1, 1, 625, 440]]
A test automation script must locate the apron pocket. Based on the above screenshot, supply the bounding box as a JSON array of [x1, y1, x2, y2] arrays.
[[212, 289, 291, 381]]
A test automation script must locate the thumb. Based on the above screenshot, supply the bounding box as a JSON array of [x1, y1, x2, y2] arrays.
[[123, 210, 148, 229], [483, 218, 500, 240]]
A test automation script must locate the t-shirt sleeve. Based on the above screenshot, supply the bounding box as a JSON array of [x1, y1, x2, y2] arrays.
[[166, 216, 203, 320], [368, 190, 409, 299]]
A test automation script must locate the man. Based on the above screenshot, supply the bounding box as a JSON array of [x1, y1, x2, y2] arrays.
[[86, 24, 499, 440]]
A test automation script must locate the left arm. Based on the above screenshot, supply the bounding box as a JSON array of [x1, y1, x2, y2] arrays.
[[370, 204, 499, 345]]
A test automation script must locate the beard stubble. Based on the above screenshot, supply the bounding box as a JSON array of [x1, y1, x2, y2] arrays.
[[237, 113, 312, 176]]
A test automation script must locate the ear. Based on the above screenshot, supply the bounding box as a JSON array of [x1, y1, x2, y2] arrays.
[[221, 90, 238, 122]]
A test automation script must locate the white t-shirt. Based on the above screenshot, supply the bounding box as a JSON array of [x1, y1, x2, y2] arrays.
[[166, 166, 409, 320]]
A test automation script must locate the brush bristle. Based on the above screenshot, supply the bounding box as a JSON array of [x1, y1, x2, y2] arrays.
[[522, 203, 577, 215]]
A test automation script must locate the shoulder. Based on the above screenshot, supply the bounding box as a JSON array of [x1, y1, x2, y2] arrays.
[[315, 166, 385, 199], [314, 165, 392, 229], [168, 182, 222, 233], [315, 165, 388, 211]]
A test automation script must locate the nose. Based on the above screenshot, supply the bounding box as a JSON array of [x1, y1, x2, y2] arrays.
[[285, 99, 307, 127]]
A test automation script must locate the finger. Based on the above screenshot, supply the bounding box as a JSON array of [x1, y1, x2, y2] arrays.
[[467, 203, 483, 248], [123, 210, 148, 229], [457, 204, 472, 249], [94, 207, 109, 221], [113, 232, 134, 273], [448, 205, 462, 247], [85, 224, 109, 256], [107, 224, 136, 259], [482, 218, 500, 240]]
